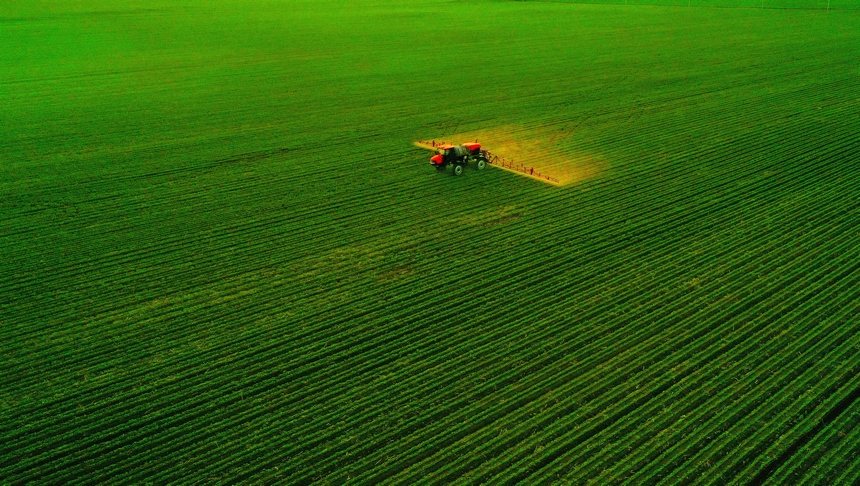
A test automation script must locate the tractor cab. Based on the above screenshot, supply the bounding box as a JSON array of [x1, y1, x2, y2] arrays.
[[430, 144, 455, 166]]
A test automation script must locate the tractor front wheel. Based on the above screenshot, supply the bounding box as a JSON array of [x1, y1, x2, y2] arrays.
[[453, 164, 464, 176], [477, 159, 487, 170]]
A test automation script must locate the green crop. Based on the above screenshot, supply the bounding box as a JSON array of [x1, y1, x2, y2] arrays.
[[2, 0, 859, 483]]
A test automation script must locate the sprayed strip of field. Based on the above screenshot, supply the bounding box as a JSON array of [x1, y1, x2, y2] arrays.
[[414, 139, 561, 185], [432, 126, 604, 186]]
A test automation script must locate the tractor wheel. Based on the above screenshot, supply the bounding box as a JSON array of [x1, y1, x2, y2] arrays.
[[435, 164, 446, 171], [477, 159, 487, 170], [453, 164, 464, 176]]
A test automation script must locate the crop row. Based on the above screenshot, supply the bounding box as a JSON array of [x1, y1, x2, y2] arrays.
[[1, 9, 852, 320], [367, 183, 860, 485], [5, 94, 852, 474], [4, 6, 859, 482], [3, 90, 848, 452], [8, 101, 860, 482], [5, 53, 852, 408]]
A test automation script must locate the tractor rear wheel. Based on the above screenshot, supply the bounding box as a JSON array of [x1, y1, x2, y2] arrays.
[[477, 159, 487, 170], [453, 164, 464, 176]]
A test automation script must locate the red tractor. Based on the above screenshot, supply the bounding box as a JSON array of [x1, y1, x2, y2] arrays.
[[429, 143, 488, 176]]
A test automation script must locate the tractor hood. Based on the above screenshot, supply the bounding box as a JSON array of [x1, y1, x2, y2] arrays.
[[430, 154, 443, 164]]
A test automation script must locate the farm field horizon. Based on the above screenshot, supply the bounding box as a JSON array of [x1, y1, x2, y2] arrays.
[[2, 0, 860, 483]]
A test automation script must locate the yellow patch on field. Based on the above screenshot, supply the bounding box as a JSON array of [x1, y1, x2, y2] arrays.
[[454, 205, 525, 227], [423, 125, 605, 186]]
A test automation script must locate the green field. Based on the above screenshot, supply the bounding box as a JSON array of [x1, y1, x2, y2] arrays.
[[2, 0, 860, 483], [544, 0, 860, 8]]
